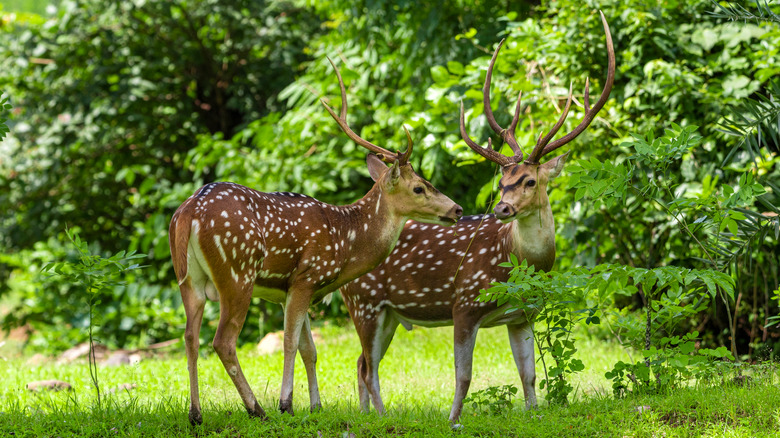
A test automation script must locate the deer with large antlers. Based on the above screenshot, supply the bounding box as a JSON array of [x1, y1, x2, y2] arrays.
[[169, 59, 463, 425], [339, 12, 614, 423]]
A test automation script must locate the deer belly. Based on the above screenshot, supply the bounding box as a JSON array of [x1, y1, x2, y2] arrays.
[[251, 285, 287, 304], [386, 302, 454, 327], [480, 304, 532, 328], [393, 312, 454, 329]]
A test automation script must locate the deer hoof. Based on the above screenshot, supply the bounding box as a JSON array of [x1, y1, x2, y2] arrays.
[[310, 402, 322, 413], [248, 401, 268, 420], [450, 423, 465, 431], [279, 399, 294, 415], [188, 409, 203, 426]]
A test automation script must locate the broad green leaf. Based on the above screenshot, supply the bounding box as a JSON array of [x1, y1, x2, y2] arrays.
[[430, 65, 449, 84]]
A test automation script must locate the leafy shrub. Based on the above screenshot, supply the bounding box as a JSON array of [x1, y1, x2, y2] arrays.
[[42, 228, 144, 404], [479, 257, 593, 405], [606, 331, 736, 397], [1, 229, 184, 351], [462, 385, 519, 416]]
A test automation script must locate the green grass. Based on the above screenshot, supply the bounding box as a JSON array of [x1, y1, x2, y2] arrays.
[[1, 323, 778, 437]]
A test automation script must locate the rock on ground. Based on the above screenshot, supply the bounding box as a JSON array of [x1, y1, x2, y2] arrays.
[[26, 380, 72, 392]]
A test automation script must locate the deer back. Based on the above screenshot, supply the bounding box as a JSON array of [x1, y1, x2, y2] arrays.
[[342, 212, 555, 328]]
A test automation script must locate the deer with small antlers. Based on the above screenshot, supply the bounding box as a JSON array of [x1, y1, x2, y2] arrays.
[[339, 12, 614, 423], [169, 59, 463, 425]]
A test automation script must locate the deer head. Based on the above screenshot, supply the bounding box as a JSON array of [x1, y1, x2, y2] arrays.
[[322, 58, 462, 225], [460, 11, 615, 222]]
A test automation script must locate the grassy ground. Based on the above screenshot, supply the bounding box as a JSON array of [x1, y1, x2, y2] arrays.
[[1, 323, 778, 437]]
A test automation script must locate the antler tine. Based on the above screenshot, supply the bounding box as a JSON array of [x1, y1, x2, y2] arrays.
[[460, 101, 514, 167], [507, 92, 524, 159], [483, 39, 506, 136], [526, 10, 616, 164], [583, 77, 591, 112], [483, 39, 524, 162], [320, 57, 400, 162], [526, 83, 574, 163]]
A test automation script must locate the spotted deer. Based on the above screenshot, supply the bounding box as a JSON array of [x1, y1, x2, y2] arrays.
[[169, 59, 463, 425], [339, 12, 615, 423]]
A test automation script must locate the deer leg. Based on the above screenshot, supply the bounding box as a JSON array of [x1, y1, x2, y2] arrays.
[[449, 320, 480, 423], [356, 353, 370, 412], [279, 287, 313, 415], [361, 310, 399, 415], [350, 306, 372, 413], [212, 282, 266, 420], [508, 322, 537, 408], [297, 314, 322, 412], [181, 278, 207, 425]]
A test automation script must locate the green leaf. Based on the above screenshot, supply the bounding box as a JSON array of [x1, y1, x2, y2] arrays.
[[728, 210, 746, 220], [726, 218, 738, 237], [721, 75, 751, 98], [430, 65, 449, 84], [574, 187, 586, 202], [447, 61, 464, 75]]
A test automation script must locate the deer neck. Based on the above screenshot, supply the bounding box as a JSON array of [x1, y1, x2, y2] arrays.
[[501, 203, 556, 272], [329, 184, 407, 282]]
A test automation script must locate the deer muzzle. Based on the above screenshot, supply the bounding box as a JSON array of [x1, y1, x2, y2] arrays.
[[494, 202, 515, 221], [439, 204, 463, 225]]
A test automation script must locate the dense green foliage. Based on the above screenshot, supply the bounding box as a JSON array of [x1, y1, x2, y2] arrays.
[[0, 0, 532, 349], [0, 0, 777, 360], [1, 0, 321, 256], [0, 0, 325, 347], [483, 122, 774, 402], [482, 0, 780, 352]]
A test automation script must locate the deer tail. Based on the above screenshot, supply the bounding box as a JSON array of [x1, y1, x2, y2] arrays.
[[169, 202, 194, 287]]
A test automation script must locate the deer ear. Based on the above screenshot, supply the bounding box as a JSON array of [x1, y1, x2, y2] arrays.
[[366, 154, 388, 182], [542, 151, 570, 179]]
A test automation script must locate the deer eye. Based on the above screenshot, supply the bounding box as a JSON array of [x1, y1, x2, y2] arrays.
[[413, 186, 424, 194], [527, 180, 536, 187]]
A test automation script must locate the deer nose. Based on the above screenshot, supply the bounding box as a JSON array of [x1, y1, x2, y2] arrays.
[[440, 204, 463, 225], [494, 202, 514, 219]]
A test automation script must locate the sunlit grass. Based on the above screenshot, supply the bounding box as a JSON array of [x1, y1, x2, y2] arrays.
[[1, 323, 778, 437]]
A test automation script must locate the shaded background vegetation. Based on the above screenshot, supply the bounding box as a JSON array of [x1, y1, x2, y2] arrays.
[[0, 0, 777, 357]]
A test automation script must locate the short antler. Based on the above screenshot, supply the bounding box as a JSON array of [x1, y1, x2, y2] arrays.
[[525, 10, 615, 164], [460, 38, 525, 168], [321, 57, 412, 164]]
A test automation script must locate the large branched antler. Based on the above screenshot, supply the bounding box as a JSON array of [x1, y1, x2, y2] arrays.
[[460, 38, 525, 168], [320, 57, 413, 165], [525, 11, 615, 164], [461, 11, 615, 167]]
